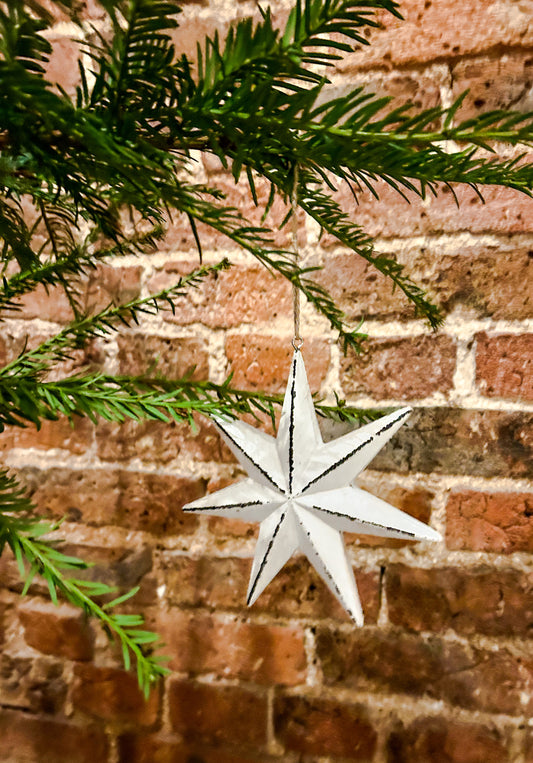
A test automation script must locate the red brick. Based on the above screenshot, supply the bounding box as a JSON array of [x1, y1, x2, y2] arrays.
[[316, 628, 533, 715], [3, 415, 93, 455], [340, 335, 456, 399], [117, 334, 209, 380], [387, 716, 510, 763], [18, 599, 94, 660], [370, 408, 533, 479], [148, 261, 292, 328], [0, 709, 109, 763], [168, 679, 268, 748], [476, 333, 533, 400], [30, 466, 203, 535], [225, 335, 330, 393], [336, 0, 533, 70], [0, 653, 67, 715], [317, 244, 533, 322], [163, 554, 380, 623], [155, 611, 307, 685], [72, 664, 160, 725], [451, 52, 533, 121], [446, 490, 533, 553], [96, 415, 234, 464], [386, 564, 533, 638], [274, 694, 377, 759], [346, 483, 434, 549]]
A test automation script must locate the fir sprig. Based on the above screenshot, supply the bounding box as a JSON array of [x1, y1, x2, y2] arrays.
[[0, 468, 168, 696]]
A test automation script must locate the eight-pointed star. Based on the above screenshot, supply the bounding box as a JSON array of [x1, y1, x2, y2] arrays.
[[184, 350, 441, 624]]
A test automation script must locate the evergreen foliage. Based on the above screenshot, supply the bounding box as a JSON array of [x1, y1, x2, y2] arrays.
[[1, 0, 532, 693]]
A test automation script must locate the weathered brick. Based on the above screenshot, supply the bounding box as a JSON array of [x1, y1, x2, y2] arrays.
[[526, 730, 533, 763], [163, 554, 380, 623], [476, 333, 533, 400], [117, 334, 209, 380], [168, 679, 268, 748], [59, 543, 156, 606], [155, 610, 307, 685], [18, 265, 142, 323], [387, 716, 510, 763], [29, 466, 203, 535], [369, 408, 533, 478], [44, 35, 80, 96], [18, 599, 94, 661], [451, 52, 533, 121], [72, 664, 160, 726], [0, 708, 109, 763], [96, 415, 234, 464], [274, 694, 377, 759], [148, 261, 292, 328], [340, 335, 456, 399], [317, 244, 533, 322], [336, 0, 533, 70], [446, 490, 533, 553], [225, 335, 330, 393], [346, 482, 434, 549], [325, 182, 533, 242], [18, 282, 75, 322], [84, 264, 143, 313], [386, 564, 533, 638], [316, 627, 533, 715], [117, 733, 271, 763], [0, 653, 67, 715]]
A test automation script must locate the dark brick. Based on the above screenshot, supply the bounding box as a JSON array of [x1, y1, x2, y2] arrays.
[[72, 664, 160, 726], [168, 680, 268, 748], [387, 716, 510, 763], [0, 709, 109, 763], [274, 694, 377, 759], [316, 627, 533, 715], [369, 408, 533, 478], [386, 564, 533, 637]]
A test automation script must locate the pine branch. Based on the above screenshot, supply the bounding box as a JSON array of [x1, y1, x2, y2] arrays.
[[0, 259, 231, 380], [0, 468, 168, 695], [0, 225, 164, 314], [0, 372, 384, 430]]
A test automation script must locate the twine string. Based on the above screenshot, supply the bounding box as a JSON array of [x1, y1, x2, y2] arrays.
[[291, 164, 303, 351]]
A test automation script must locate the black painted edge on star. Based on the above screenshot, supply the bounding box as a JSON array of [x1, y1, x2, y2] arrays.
[[247, 509, 286, 605], [308, 503, 416, 538], [294, 509, 359, 623], [215, 419, 285, 493], [301, 407, 411, 493], [183, 500, 263, 513], [287, 352, 298, 495]]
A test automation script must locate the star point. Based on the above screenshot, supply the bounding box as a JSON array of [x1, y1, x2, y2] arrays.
[[184, 349, 441, 623]]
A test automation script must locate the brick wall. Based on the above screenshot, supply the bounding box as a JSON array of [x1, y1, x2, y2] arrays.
[[1, 1, 532, 762]]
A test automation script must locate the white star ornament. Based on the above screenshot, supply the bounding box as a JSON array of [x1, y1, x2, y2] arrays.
[[183, 350, 441, 625]]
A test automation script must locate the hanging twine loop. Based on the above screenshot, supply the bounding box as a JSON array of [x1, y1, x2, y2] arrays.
[[291, 164, 303, 351]]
